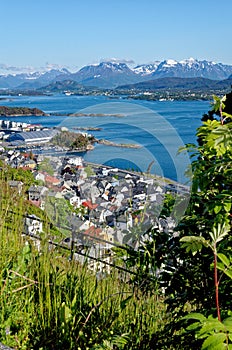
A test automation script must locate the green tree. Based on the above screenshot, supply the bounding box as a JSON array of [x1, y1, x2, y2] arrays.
[[119, 93, 232, 349], [38, 157, 54, 176], [155, 93, 232, 348], [84, 165, 94, 177]]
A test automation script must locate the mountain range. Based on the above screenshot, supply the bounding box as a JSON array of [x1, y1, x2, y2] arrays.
[[0, 68, 70, 89], [1, 58, 232, 90], [116, 76, 232, 92]]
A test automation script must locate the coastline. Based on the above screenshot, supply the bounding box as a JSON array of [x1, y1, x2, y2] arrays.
[[68, 112, 125, 118], [96, 139, 141, 149], [72, 126, 102, 131], [0, 105, 47, 117], [0, 113, 48, 117]]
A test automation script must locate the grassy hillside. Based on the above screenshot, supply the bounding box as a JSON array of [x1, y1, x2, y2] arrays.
[[0, 167, 168, 349]]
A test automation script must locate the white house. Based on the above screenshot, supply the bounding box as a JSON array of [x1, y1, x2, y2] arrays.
[[24, 215, 43, 235], [67, 157, 83, 167]]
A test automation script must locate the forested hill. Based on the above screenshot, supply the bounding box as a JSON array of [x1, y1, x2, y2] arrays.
[[0, 106, 47, 116], [116, 76, 232, 91]]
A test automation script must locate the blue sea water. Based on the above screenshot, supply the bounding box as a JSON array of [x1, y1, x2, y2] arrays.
[[0, 94, 210, 183]]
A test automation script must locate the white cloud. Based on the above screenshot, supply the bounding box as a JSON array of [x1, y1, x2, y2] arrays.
[[0, 62, 74, 75], [100, 58, 135, 65], [0, 63, 35, 74]]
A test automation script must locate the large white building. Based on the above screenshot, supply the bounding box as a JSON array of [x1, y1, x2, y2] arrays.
[[8, 129, 59, 145]]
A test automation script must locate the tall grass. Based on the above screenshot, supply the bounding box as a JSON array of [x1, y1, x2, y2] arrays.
[[0, 175, 168, 349]]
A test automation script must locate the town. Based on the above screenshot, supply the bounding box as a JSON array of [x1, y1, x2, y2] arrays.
[[0, 125, 190, 274]]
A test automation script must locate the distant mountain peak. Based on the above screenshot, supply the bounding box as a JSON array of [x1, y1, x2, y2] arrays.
[[179, 57, 196, 65], [163, 59, 178, 66], [70, 61, 138, 88], [99, 61, 130, 71], [1, 58, 232, 90], [132, 62, 160, 76], [149, 58, 232, 80]]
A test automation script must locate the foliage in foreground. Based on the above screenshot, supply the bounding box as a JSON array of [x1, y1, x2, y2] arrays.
[[115, 92, 232, 349], [168, 93, 232, 349]]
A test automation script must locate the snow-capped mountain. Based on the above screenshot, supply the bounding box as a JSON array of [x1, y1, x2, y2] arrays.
[[65, 58, 232, 88], [149, 58, 232, 80], [69, 61, 141, 88], [18, 68, 71, 89], [0, 68, 71, 89], [132, 62, 160, 76], [1, 58, 232, 90]]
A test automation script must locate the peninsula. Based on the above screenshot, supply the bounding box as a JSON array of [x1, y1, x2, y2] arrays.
[[0, 106, 47, 116]]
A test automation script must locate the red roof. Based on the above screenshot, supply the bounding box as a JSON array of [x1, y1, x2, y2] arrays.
[[45, 174, 60, 185], [109, 205, 118, 211], [28, 200, 41, 208], [18, 166, 33, 171], [84, 225, 102, 238], [82, 201, 98, 210], [22, 153, 30, 158]]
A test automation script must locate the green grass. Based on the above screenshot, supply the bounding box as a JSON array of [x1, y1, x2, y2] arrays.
[[0, 174, 169, 349]]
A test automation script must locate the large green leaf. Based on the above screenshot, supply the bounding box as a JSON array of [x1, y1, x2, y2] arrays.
[[202, 333, 227, 349], [198, 320, 225, 338], [182, 313, 207, 322], [224, 269, 232, 280], [217, 253, 230, 268], [209, 224, 229, 244], [180, 236, 209, 254], [222, 316, 232, 333], [186, 321, 202, 331], [214, 205, 222, 214]]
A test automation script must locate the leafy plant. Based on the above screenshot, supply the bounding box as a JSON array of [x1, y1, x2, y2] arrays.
[[183, 313, 232, 349], [178, 93, 232, 349], [181, 223, 230, 320]]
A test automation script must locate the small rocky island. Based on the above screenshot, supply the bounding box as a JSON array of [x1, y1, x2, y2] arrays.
[[68, 112, 125, 117], [0, 106, 47, 116], [72, 126, 102, 131], [96, 139, 141, 149]]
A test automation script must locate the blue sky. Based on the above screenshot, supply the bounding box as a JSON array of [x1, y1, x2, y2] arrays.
[[1, 0, 232, 72]]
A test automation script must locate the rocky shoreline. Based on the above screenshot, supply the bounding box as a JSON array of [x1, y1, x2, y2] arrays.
[[96, 139, 141, 149], [72, 126, 102, 131], [69, 112, 125, 117], [50, 112, 125, 117]]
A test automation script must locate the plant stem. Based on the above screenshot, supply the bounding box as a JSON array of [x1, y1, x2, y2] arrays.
[[220, 102, 224, 125], [214, 247, 221, 321]]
